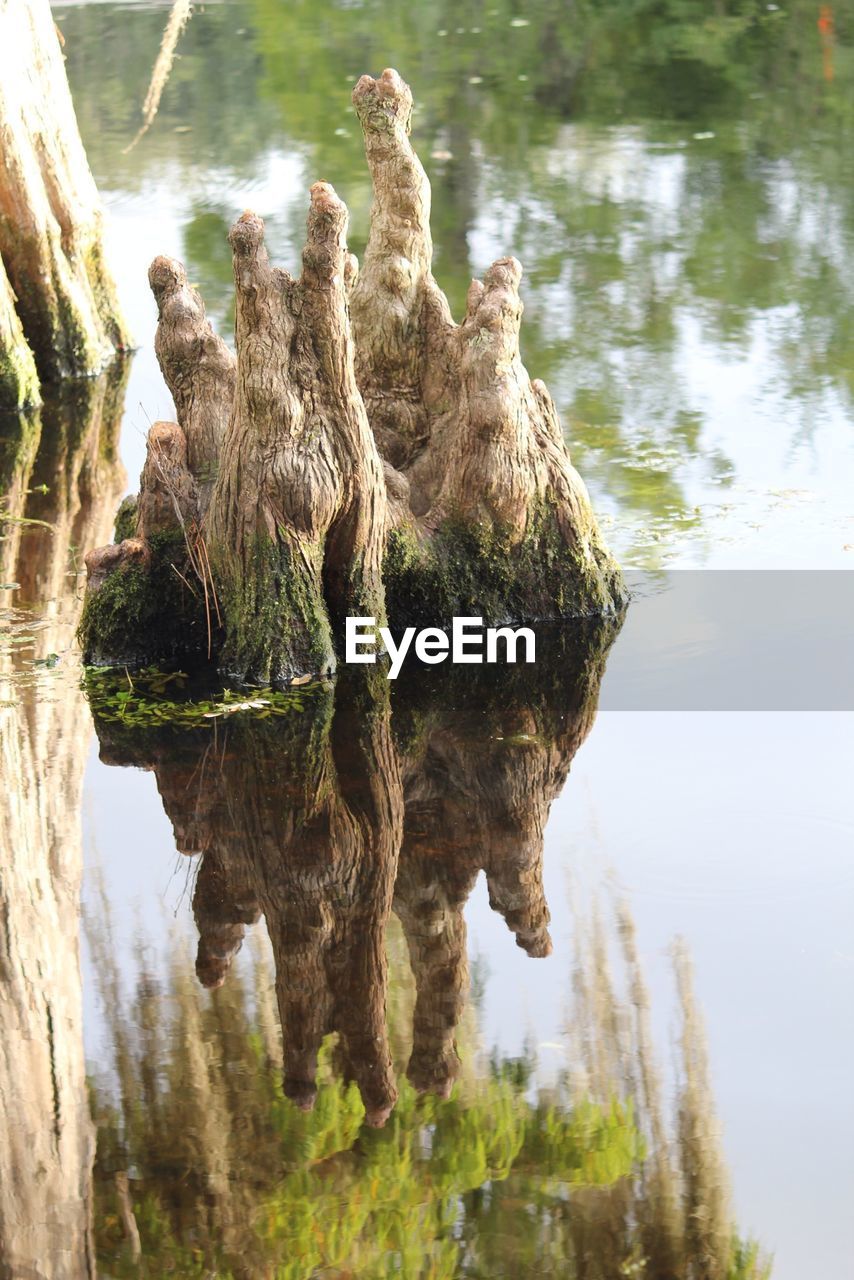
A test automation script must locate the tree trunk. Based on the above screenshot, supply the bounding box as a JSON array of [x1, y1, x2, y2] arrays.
[[81, 69, 624, 683], [0, 0, 129, 408], [0, 255, 39, 410], [0, 367, 127, 1279]]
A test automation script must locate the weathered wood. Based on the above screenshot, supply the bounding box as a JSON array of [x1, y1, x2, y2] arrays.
[[209, 187, 388, 682], [0, 0, 129, 406], [148, 256, 235, 513], [81, 70, 624, 682]]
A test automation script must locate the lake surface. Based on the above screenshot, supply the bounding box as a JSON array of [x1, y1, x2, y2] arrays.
[[2, 2, 853, 1276]]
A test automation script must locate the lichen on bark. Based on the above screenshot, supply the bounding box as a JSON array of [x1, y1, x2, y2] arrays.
[[82, 68, 625, 682]]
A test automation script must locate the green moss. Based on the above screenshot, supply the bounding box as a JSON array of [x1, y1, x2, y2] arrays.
[[80, 497, 624, 684], [84, 665, 334, 781], [113, 493, 138, 542], [215, 532, 335, 686], [47, 235, 130, 378], [384, 504, 626, 630], [78, 531, 210, 668], [83, 236, 132, 354], [80, 525, 346, 687], [0, 339, 40, 413], [0, 403, 41, 494]]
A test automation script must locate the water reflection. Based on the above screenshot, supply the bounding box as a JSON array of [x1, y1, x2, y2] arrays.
[[0, 367, 127, 1280], [57, 0, 854, 566], [83, 628, 768, 1277], [90, 627, 614, 1123]]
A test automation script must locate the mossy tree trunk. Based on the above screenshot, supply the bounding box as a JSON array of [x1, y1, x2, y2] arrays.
[[82, 69, 624, 683], [0, 0, 129, 409], [0, 255, 39, 410]]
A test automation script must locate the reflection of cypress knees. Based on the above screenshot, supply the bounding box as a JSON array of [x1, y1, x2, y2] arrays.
[[96, 674, 404, 1126], [80, 69, 625, 683], [89, 622, 618, 1125], [392, 862, 471, 1097], [393, 623, 614, 1092], [0, 0, 129, 409], [192, 850, 262, 991], [261, 676, 402, 1125]]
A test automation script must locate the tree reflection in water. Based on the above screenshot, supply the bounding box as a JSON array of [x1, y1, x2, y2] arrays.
[[1, 366, 127, 1280], [86, 629, 769, 1279]]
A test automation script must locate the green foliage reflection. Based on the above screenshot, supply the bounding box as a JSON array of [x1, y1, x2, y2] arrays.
[[58, 0, 854, 566], [87, 908, 769, 1278]]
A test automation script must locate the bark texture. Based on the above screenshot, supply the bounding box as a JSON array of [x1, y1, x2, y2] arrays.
[[148, 255, 235, 513], [81, 69, 624, 682], [0, 255, 39, 410], [0, 0, 129, 406], [209, 188, 388, 681], [90, 621, 617, 1124], [0, 368, 126, 1280]]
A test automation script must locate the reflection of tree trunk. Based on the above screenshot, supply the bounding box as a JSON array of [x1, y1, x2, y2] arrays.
[[0, 0, 129, 408], [0, 367, 126, 1279]]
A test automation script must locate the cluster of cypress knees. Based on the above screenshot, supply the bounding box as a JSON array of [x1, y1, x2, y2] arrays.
[[81, 69, 625, 686]]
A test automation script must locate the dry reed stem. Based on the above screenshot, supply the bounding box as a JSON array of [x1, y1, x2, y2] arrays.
[[124, 0, 192, 153]]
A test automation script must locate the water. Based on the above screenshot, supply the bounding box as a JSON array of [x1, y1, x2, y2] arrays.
[[2, 2, 853, 1276]]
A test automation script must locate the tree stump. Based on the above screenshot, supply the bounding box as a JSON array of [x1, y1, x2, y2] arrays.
[[81, 69, 624, 683], [0, 0, 129, 409]]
